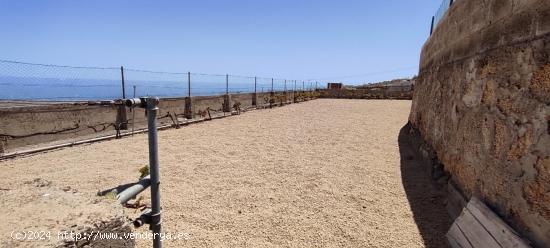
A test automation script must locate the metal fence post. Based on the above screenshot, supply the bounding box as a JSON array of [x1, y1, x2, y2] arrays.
[[269, 78, 274, 108], [252, 76, 257, 106], [184, 72, 193, 119], [187, 72, 191, 98], [223, 74, 231, 112], [284, 79, 287, 103], [120, 66, 126, 99], [117, 66, 128, 130], [293, 80, 296, 103], [132, 85, 136, 136]]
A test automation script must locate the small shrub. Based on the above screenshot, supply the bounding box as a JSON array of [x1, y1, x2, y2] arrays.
[[138, 165, 149, 179]]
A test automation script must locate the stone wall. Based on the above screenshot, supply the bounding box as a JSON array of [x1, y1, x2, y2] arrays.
[[0, 91, 300, 155], [319, 85, 413, 100], [409, 0, 550, 246]]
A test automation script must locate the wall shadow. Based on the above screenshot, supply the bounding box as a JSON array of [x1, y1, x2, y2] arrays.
[[398, 123, 452, 248]]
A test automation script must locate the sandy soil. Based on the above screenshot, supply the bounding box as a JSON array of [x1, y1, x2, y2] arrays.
[[0, 99, 450, 247]]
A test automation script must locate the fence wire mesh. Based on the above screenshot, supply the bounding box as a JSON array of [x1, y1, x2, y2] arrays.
[[0, 59, 320, 101], [0, 60, 121, 100], [123, 68, 188, 98]]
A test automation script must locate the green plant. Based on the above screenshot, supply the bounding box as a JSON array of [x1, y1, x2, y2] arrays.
[[103, 191, 117, 200], [138, 165, 149, 179]]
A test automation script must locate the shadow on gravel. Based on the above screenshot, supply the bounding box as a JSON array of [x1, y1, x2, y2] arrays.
[[97, 182, 137, 197], [398, 123, 451, 248]]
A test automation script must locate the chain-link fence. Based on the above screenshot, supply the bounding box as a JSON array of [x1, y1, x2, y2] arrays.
[[0, 60, 121, 100], [0, 59, 321, 101]]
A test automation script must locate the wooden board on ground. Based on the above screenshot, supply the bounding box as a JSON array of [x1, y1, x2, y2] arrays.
[[446, 197, 531, 248], [446, 182, 467, 220]]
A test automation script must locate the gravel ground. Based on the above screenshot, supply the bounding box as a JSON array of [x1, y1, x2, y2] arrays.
[[0, 99, 450, 247]]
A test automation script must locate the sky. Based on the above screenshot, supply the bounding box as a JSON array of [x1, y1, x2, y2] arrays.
[[0, 0, 442, 85]]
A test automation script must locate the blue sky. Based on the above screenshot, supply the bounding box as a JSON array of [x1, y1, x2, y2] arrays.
[[0, 0, 442, 85]]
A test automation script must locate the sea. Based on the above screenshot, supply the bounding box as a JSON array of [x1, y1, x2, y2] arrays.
[[0, 76, 293, 101]]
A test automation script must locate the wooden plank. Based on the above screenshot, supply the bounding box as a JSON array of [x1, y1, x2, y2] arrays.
[[447, 221, 474, 248], [454, 209, 502, 247], [466, 197, 531, 248], [447, 182, 468, 220], [446, 197, 532, 248]]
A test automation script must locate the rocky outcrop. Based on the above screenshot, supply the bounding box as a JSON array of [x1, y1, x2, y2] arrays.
[[409, 0, 550, 246]]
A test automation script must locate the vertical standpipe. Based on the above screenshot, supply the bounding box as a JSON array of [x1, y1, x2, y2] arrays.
[[146, 97, 162, 248], [123, 97, 162, 248]]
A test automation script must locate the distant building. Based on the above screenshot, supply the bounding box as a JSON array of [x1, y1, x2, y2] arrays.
[[327, 83, 343, 89]]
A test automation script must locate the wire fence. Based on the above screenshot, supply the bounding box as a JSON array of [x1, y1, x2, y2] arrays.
[[0, 59, 321, 101]]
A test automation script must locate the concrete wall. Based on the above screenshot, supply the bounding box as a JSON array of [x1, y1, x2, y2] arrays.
[[319, 85, 413, 100], [0, 91, 300, 154], [409, 0, 550, 246]]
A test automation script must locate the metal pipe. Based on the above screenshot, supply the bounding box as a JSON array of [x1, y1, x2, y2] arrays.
[[187, 72, 191, 97], [253, 76, 257, 106], [120, 66, 126, 99], [132, 86, 136, 136], [225, 74, 229, 95], [146, 97, 162, 248], [284, 80, 287, 103], [294, 80, 296, 102], [116, 176, 151, 204]]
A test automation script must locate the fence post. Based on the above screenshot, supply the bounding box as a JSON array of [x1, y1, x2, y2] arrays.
[[284, 79, 287, 104], [293, 80, 297, 103], [120, 66, 126, 99], [117, 66, 128, 130], [223, 74, 231, 112], [184, 72, 193, 119], [187, 72, 191, 98], [269, 78, 274, 108], [252, 76, 257, 106], [132, 85, 136, 136]]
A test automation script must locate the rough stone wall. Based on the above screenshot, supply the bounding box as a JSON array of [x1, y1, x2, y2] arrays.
[[0, 92, 292, 154], [0, 104, 120, 152], [409, 0, 550, 246], [319, 86, 413, 100]]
